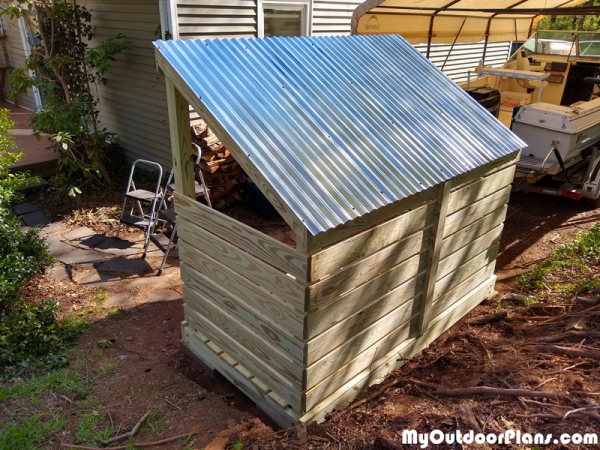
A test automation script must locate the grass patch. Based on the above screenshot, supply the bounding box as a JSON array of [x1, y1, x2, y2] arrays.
[[518, 223, 600, 293], [144, 409, 167, 436], [0, 369, 90, 404], [107, 308, 125, 319], [98, 339, 112, 348], [0, 413, 66, 449], [95, 362, 118, 377], [94, 290, 107, 302], [75, 412, 105, 445]]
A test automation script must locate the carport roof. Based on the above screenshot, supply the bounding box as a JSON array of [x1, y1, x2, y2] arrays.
[[154, 34, 524, 236]]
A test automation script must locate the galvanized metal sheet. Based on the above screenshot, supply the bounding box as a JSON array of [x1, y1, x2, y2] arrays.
[[154, 34, 525, 235]]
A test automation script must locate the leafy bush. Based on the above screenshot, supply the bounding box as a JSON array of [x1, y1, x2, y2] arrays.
[[0, 301, 91, 378]]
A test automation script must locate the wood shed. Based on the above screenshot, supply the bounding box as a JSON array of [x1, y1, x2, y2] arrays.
[[154, 34, 525, 427]]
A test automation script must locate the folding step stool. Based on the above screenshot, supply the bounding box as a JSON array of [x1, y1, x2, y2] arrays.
[[144, 144, 212, 276], [116, 160, 166, 258]]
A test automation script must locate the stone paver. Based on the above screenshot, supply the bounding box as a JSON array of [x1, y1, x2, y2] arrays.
[[12, 202, 42, 215], [46, 235, 75, 257], [49, 265, 71, 280], [40, 222, 67, 237], [21, 210, 51, 226], [94, 238, 141, 256], [58, 248, 111, 265], [63, 226, 107, 249], [77, 271, 120, 287], [98, 258, 152, 275], [104, 291, 133, 308], [128, 276, 172, 289], [143, 289, 182, 303]]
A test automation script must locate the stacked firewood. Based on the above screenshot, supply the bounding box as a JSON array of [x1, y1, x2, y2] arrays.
[[191, 120, 248, 210]]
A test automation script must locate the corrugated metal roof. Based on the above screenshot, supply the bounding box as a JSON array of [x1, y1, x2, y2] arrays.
[[154, 34, 525, 235]]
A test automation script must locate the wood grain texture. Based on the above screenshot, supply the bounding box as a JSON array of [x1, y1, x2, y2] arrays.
[[308, 250, 429, 312], [450, 151, 520, 192], [440, 205, 507, 260], [418, 181, 451, 335], [433, 241, 500, 300], [443, 186, 510, 237], [182, 265, 304, 358], [309, 227, 432, 307], [174, 192, 308, 279], [178, 220, 306, 309], [307, 187, 438, 253], [165, 78, 195, 198], [182, 324, 300, 426], [447, 165, 515, 214], [184, 305, 303, 409], [310, 202, 435, 281], [156, 50, 308, 242], [307, 272, 425, 341]]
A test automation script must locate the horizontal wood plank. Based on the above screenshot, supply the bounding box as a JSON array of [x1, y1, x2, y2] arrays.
[[175, 193, 308, 279], [450, 151, 520, 192], [182, 266, 304, 358], [308, 249, 429, 312], [309, 227, 432, 306], [178, 220, 305, 309], [440, 205, 507, 260], [184, 306, 303, 408], [310, 202, 435, 281], [444, 186, 510, 237]]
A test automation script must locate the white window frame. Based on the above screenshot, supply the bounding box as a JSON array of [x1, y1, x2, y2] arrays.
[[258, 0, 311, 38]]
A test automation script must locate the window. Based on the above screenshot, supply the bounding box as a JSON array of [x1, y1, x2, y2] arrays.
[[258, 1, 309, 38]]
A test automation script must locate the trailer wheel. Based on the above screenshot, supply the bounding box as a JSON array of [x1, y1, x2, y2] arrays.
[[585, 196, 600, 209]]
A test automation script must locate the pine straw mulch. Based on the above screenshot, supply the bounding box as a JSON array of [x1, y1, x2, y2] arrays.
[[226, 274, 600, 449]]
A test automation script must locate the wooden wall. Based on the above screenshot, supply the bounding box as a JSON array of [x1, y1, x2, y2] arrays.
[[177, 149, 519, 425]]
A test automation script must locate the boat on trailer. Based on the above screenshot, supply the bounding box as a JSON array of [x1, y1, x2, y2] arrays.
[[352, 2, 600, 205]]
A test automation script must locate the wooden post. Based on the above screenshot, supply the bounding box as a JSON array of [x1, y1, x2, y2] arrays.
[[165, 77, 195, 198], [418, 180, 451, 335]]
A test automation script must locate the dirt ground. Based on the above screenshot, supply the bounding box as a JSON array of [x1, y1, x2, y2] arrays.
[[19, 189, 600, 449]]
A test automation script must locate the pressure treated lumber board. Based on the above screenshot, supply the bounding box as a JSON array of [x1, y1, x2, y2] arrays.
[[308, 227, 432, 306], [174, 192, 307, 280], [447, 165, 515, 214], [181, 263, 304, 338], [437, 225, 503, 280], [310, 202, 436, 281], [181, 323, 299, 428], [443, 186, 510, 237], [184, 306, 303, 410], [450, 151, 520, 191], [307, 187, 438, 253], [178, 226, 305, 309], [440, 205, 507, 259], [183, 279, 304, 361], [308, 249, 429, 312], [307, 272, 424, 343], [433, 241, 500, 300], [184, 302, 303, 382]]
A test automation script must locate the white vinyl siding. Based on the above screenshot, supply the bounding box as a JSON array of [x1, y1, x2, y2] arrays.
[[87, 0, 173, 169], [176, 0, 257, 40], [312, 0, 362, 36], [0, 16, 37, 111]]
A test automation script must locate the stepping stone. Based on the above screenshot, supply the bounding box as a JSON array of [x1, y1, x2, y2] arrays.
[[63, 227, 107, 249], [98, 258, 152, 275], [143, 289, 182, 303], [21, 210, 51, 227], [40, 222, 67, 237], [49, 265, 71, 280], [46, 235, 75, 257], [58, 248, 111, 265], [94, 238, 141, 256], [104, 291, 133, 308], [128, 276, 172, 289], [77, 271, 120, 287], [12, 202, 41, 215]]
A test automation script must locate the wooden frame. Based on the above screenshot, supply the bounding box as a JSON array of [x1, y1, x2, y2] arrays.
[[160, 48, 521, 425]]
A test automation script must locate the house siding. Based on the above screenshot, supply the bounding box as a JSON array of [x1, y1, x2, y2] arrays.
[[0, 16, 37, 111], [87, 0, 172, 168]]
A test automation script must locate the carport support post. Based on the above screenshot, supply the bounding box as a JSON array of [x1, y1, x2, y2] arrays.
[[166, 77, 196, 199], [418, 181, 451, 335]]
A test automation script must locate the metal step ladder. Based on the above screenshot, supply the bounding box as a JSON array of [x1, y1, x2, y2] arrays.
[[116, 160, 166, 258], [145, 144, 212, 276]]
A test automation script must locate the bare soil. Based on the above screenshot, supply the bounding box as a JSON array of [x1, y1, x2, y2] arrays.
[[19, 190, 600, 449]]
